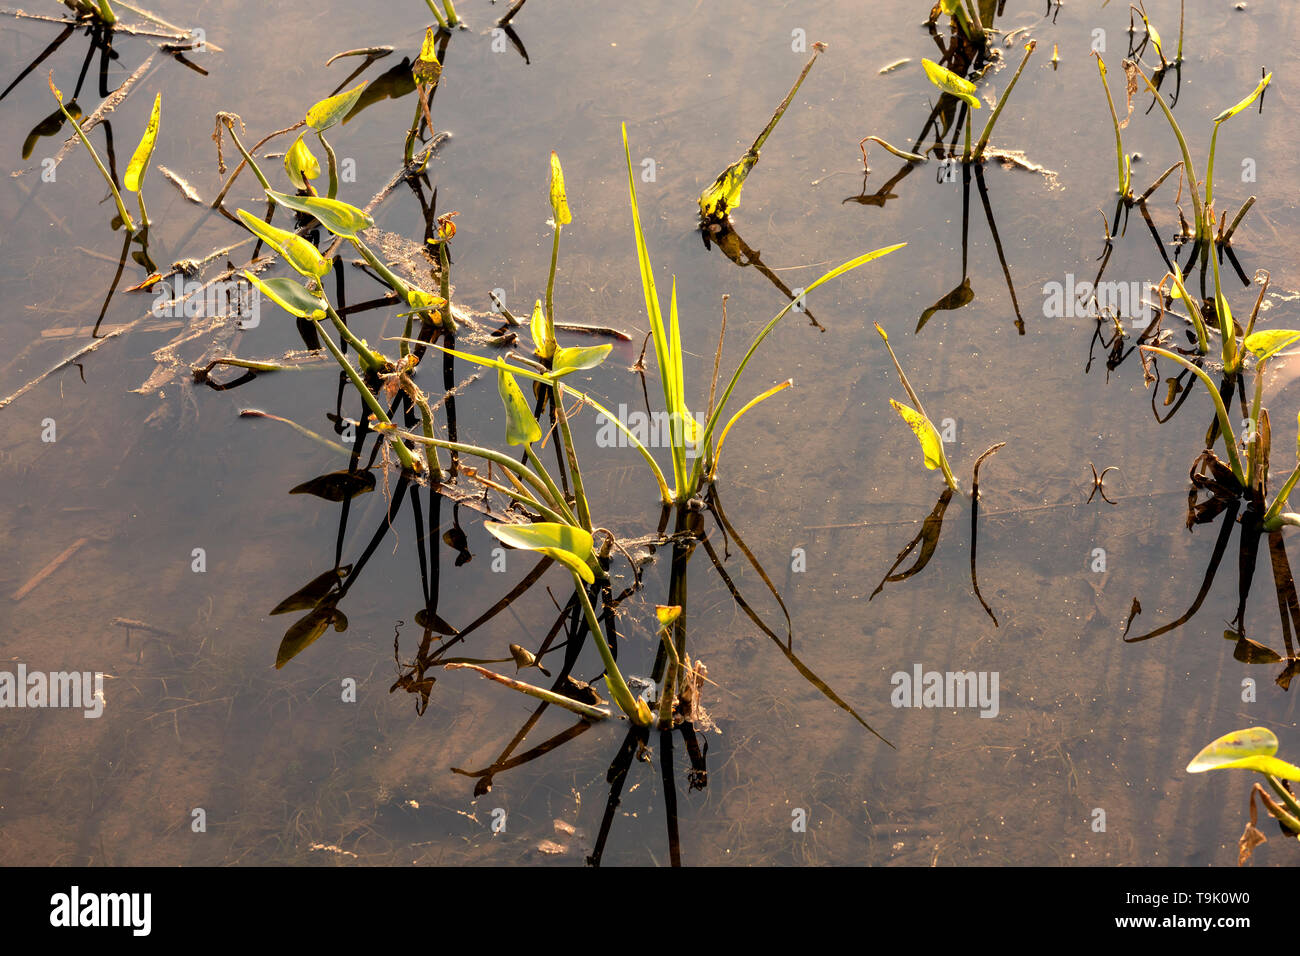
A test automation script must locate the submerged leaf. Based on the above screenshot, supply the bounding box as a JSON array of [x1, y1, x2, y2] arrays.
[[289, 469, 376, 502], [276, 604, 347, 668], [270, 566, 351, 615], [124, 92, 161, 192]]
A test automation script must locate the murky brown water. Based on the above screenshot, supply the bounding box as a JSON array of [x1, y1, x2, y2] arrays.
[[3, 0, 1300, 866]]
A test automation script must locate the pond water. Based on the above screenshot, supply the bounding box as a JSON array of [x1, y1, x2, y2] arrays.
[[2, 0, 1299, 866]]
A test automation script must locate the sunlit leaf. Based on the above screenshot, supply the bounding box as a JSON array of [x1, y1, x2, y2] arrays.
[[284, 133, 321, 191], [890, 399, 946, 472], [529, 299, 555, 360], [236, 209, 331, 279], [922, 58, 980, 110], [484, 521, 596, 584], [265, 189, 374, 239], [497, 369, 542, 446], [655, 605, 682, 628], [413, 27, 442, 85], [306, 81, 368, 131], [1244, 329, 1300, 364], [124, 92, 160, 193], [549, 151, 572, 226], [242, 271, 327, 319], [698, 152, 757, 222], [552, 344, 611, 376], [1186, 726, 1300, 780], [1215, 72, 1272, 124]]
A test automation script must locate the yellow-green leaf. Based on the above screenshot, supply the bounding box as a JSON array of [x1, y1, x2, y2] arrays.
[[549, 151, 572, 226], [306, 81, 367, 131], [655, 605, 682, 628], [266, 190, 374, 239], [242, 271, 327, 319], [698, 152, 757, 221], [413, 27, 442, 85], [922, 58, 981, 110], [890, 399, 945, 471], [1215, 72, 1271, 124], [124, 92, 160, 193], [530, 299, 555, 360], [236, 208, 331, 280], [284, 133, 321, 191], [1244, 329, 1300, 363], [484, 521, 596, 584], [553, 344, 611, 376], [1188, 726, 1281, 773], [497, 369, 542, 446]]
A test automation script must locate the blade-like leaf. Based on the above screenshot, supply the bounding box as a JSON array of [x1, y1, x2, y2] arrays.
[[549, 151, 572, 226], [242, 271, 327, 319], [484, 521, 595, 584], [306, 81, 367, 131], [1244, 329, 1300, 364], [922, 58, 980, 110], [1214, 72, 1272, 124], [236, 209, 331, 279], [124, 92, 160, 193], [497, 369, 543, 446], [890, 400, 946, 472], [552, 344, 612, 376], [265, 190, 374, 239]]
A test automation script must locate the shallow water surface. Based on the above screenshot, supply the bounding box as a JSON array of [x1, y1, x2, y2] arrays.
[[2, 0, 1300, 866]]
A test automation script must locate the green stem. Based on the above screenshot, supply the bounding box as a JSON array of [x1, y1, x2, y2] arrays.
[[312, 319, 416, 472], [525, 446, 580, 527], [551, 385, 592, 531], [974, 40, 1035, 161], [53, 94, 134, 231], [545, 224, 560, 346], [1137, 64, 1205, 240], [572, 576, 648, 725], [317, 131, 339, 199], [1265, 775, 1300, 831], [423, 0, 449, 29], [222, 118, 273, 193], [324, 303, 386, 372], [1096, 54, 1130, 198]]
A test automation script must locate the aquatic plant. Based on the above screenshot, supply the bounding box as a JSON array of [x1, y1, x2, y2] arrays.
[[1187, 727, 1300, 863], [698, 42, 826, 226], [46, 73, 162, 233]]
